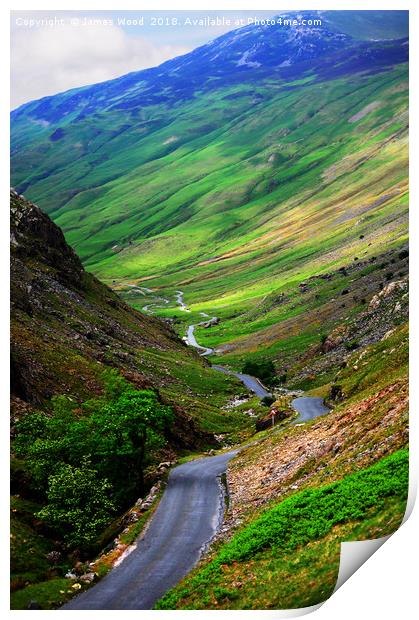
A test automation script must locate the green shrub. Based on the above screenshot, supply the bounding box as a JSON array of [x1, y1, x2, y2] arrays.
[[261, 395, 275, 407], [13, 371, 174, 548], [37, 461, 115, 548], [242, 359, 276, 386]]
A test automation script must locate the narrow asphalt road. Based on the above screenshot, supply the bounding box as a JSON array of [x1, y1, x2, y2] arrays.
[[63, 451, 237, 610], [212, 365, 272, 398], [183, 310, 273, 398], [292, 396, 330, 422], [185, 323, 213, 356]]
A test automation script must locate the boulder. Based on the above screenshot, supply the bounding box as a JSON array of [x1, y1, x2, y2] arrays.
[[79, 572, 96, 584], [124, 510, 140, 525], [157, 461, 171, 469], [202, 317, 220, 328], [322, 335, 343, 352]]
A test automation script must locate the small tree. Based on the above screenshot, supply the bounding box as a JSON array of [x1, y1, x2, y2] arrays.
[[15, 385, 174, 507], [87, 389, 174, 504], [242, 359, 276, 386], [37, 461, 115, 548]]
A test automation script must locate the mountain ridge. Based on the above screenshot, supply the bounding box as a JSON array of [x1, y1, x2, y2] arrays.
[[11, 10, 408, 117]]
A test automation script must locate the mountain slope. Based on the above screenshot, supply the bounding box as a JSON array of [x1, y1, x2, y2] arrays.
[[10, 189, 244, 437], [156, 317, 408, 609], [10, 10, 409, 385], [11, 189, 255, 608]]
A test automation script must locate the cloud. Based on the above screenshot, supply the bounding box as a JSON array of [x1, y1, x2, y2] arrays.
[[11, 22, 190, 109]]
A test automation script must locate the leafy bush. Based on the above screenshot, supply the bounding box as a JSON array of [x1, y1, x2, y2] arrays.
[[242, 359, 276, 386], [37, 462, 115, 548], [14, 370, 174, 548]]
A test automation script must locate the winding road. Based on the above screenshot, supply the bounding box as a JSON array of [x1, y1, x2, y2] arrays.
[[184, 317, 272, 398], [291, 397, 330, 422], [185, 323, 215, 357], [63, 451, 237, 610], [64, 290, 330, 609], [212, 365, 272, 398]]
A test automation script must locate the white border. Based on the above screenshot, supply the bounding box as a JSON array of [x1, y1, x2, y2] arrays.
[[2, 2, 416, 619]]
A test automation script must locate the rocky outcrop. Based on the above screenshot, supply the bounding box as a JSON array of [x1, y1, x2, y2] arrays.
[[287, 272, 408, 389], [11, 189, 84, 290], [368, 278, 408, 310]]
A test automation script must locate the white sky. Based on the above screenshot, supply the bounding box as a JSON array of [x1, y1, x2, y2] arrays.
[[10, 10, 279, 109]]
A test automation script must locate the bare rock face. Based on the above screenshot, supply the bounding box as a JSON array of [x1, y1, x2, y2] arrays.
[[11, 189, 84, 290], [369, 279, 408, 310]]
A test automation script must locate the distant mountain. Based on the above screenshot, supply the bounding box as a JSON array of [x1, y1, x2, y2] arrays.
[[12, 11, 407, 123]]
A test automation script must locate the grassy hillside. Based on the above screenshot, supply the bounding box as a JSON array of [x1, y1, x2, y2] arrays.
[[10, 15, 408, 394], [11, 42, 408, 372], [156, 322, 408, 609]]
